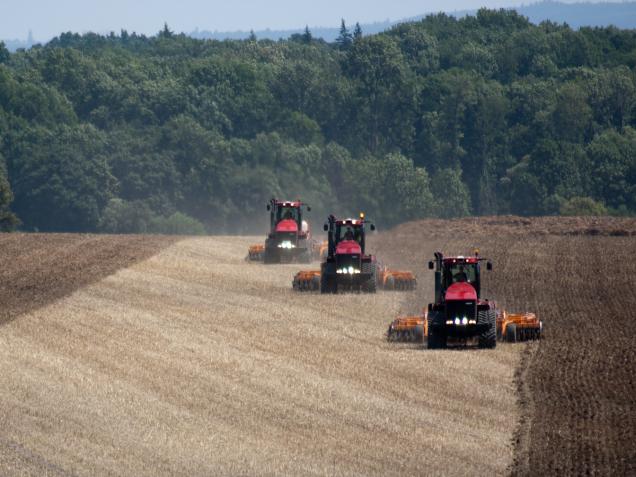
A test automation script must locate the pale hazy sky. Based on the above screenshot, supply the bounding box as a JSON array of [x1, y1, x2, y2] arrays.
[[1, 0, 580, 41]]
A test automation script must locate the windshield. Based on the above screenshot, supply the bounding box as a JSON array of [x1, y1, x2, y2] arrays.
[[336, 224, 362, 244], [445, 262, 477, 285], [277, 206, 299, 223]]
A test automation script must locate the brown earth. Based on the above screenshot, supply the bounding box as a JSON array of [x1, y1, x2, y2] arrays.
[[1, 217, 635, 476], [0, 233, 178, 325], [371, 216, 636, 476]]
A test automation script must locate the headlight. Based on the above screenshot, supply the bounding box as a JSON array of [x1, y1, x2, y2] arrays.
[[454, 317, 460, 325], [277, 241, 296, 249], [468, 319, 477, 325], [445, 320, 453, 325], [462, 317, 468, 325], [336, 267, 361, 274]]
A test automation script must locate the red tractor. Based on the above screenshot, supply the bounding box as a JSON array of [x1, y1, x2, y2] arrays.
[[320, 213, 377, 293], [260, 198, 314, 264], [426, 251, 497, 349]]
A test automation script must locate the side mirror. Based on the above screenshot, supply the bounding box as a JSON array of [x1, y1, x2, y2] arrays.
[[266, 205, 271, 211], [323, 224, 328, 232], [306, 206, 311, 212], [370, 224, 376, 231], [487, 261, 493, 271], [428, 261, 434, 270]]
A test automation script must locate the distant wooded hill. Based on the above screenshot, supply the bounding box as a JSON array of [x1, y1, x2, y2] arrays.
[[189, 1, 636, 42], [4, 1, 636, 50]]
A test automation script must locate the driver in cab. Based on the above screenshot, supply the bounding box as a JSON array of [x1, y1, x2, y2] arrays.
[[453, 264, 469, 283]]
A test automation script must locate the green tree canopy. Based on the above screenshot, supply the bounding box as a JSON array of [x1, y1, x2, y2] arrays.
[[0, 8, 634, 233]]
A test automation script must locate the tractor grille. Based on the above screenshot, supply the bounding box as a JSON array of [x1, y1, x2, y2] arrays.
[[275, 232, 297, 245], [446, 300, 476, 322], [336, 254, 360, 269]]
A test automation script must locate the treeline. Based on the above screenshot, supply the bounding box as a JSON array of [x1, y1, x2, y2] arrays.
[[0, 10, 635, 233]]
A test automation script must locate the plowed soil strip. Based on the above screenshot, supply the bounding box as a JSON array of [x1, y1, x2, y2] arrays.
[[0, 233, 178, 325], [0, 235, 520, 476], [514, 236, 636, 476]]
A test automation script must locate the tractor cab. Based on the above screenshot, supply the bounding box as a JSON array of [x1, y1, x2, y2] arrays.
[[320, 213, 377, 293], [268, 199, 309, 238], [429, 251, 492, 304], [426, 251, 497, 348], [263, 198, 312, 263], [323, 213, 375, 261]]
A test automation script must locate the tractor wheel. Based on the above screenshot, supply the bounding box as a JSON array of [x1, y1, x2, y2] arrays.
[[478, 309, 497, 349], [364, 266, 377, 293], [330, 277, 338, 294], [427, 313, 446, 349], [427, 331, 446, 349], [505, 323, 517, 343], [320, 272, 329, 294]]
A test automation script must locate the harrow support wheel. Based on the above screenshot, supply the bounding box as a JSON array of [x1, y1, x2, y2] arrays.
[[505, 323, 517, 342], [414, 325, 424, 343]]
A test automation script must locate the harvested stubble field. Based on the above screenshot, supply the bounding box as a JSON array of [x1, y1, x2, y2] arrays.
[[0, 216, 634, 476]]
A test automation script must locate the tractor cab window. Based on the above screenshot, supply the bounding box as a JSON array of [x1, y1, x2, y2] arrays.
[[277, 206, 299, 223], [337, 225, 362, 244], [446, 262, 477, 285]]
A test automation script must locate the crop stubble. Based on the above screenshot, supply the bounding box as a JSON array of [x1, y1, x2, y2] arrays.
[[1, 233, 519, 476]]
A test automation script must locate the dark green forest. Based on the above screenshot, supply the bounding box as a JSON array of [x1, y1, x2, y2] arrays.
[[1, 9, 635, 233]]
